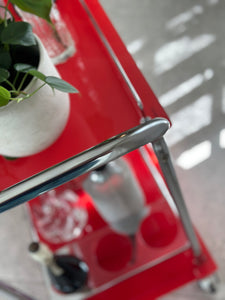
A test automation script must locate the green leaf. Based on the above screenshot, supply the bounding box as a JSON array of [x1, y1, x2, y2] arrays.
[[14, 63, 46, 81], [0, 86, 10, 106], [0, 49, 12, 69], [14, 63, 34, 72], [27, 69, 46, 81], [1, 22, 36, 46], [10, 0, 52, 23], [0, 68, 10, 83], [45, 76, 78, 93]]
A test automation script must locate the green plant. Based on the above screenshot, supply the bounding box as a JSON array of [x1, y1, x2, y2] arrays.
[[0, 0, 77, 107]]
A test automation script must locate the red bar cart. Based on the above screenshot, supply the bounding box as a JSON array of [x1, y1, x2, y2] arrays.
[[0, 0, 218, 299]]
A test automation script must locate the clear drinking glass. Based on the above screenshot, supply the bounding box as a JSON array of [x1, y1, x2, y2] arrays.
[[15, 2, 75, 65], [33, 187, 88, 244]]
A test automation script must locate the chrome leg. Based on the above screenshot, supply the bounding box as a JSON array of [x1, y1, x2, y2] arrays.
[[152, 137, 202, 257]]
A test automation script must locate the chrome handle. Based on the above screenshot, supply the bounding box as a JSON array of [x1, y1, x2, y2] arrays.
[[0, 118, 170, 213]]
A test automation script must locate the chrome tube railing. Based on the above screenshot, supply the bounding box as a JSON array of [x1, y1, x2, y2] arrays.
[[79, 0, 147, 120], [0, 118, 169, 213]]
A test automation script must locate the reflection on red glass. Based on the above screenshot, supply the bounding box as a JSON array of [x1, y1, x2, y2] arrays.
[[96, 233, 132, 272], [140, 212, 178, 248]]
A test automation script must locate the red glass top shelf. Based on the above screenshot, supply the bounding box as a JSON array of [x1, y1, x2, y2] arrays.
[[0, 0, 168, 191]]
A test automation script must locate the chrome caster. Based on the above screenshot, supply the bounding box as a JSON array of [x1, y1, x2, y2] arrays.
[[197, 274, 220, 294]]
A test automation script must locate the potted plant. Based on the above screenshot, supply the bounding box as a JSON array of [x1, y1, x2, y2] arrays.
[[0, 0, 77, 157]]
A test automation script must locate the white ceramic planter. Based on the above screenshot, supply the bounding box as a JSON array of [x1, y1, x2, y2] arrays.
[[0, 37, 70, 157]]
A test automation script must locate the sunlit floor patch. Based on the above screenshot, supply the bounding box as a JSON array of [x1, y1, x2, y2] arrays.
[[136, 60, 144, 70], [166, 5, 203, 33], [219, 129, 225, 148], [127, 38, 145, 55], [207, 0, 219, 5], [159, 69, 214, 107], [177, 141, 212, 169], [154, 35, 216, 75], [166, 94, 213, 146]]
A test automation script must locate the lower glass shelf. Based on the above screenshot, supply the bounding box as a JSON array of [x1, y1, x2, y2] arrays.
[[26, 146, 216, 300]]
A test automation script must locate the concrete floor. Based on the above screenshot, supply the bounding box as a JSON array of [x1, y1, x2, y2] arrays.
[[0, 0, 225, 299], [99, 0, 225, 299]]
